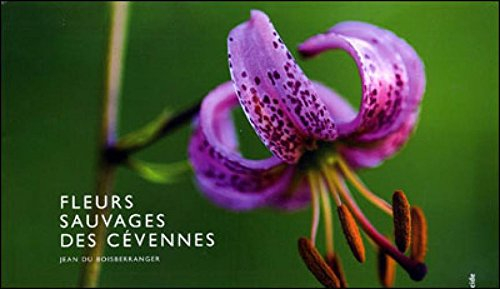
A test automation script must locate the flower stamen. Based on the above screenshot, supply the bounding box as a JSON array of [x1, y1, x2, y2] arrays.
[[325, 253, 348, 288], [298, 237, 341, 288], [337, 204, 366, 263], [326, 170, 427, 281], [377, 248, 397, 288], [410, 206, 428, 262], [392, 190, 411, 252]]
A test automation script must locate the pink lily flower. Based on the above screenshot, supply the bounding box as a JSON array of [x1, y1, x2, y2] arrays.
[[188, 10, 427, 287]]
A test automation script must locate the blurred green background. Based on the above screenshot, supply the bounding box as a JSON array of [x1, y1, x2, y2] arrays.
[[2, 1, 498, 287]]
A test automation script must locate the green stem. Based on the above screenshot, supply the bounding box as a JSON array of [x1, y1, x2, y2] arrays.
[[79, 2, 201, 285], [78, 162, 116, 288], [78, 2, 129, 287]]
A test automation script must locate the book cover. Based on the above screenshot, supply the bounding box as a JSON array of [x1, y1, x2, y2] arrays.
[[1, 2, 498, 288]]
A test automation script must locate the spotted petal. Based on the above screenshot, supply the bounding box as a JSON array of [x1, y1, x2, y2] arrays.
[[228, 10, 338, 164], [188, 82, 303, 211], [337, 111, 419, 169], [298, 21, 425, 142], [312, 81, 419, 169]]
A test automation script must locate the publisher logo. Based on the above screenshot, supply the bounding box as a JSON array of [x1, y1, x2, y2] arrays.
[[469, 273, 476, 288]]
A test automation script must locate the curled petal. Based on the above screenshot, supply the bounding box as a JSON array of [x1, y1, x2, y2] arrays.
[[313, 79, 420, 169], [337, 111, 419, 169], [299, 21, 425, 142], [228, 10, 338, 163], [329, 22, 425, 115], [188, 82, 299, 211]]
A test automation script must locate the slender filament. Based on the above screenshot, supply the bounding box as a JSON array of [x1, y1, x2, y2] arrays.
[[307, 171, 321, 244], [336, 157, 393, 216], [318, 176, 335, 256], [321, 164, 342, 206]]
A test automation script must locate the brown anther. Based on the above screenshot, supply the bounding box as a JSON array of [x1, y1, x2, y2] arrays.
[[337, 204, 366, 263], [325, 253, 347, 288], [392, 190, 411, 252], [377, 248, 396, 288], [298, 237, 341, 288], [410, 206, 428, 262]]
